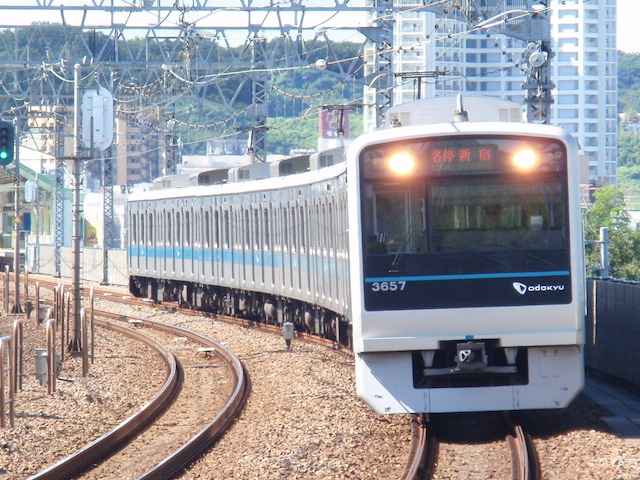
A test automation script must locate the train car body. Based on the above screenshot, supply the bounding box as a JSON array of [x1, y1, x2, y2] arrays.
[[347, 121, 584, 413], [127, 100, 584, 415], [128, 162, 351, 343]]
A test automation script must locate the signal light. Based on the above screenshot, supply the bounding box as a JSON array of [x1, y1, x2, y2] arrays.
[[0, 121, 14, 166]]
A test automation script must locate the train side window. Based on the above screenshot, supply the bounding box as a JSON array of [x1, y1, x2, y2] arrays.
[[254, 209, 260, 251], [299, 205, 306, 253], [244, 209, 250, 249], [185, 211, 190, 246], [313, 203, 320, 251], [223, 210, 230, 248], [290, 206, 296, 253], [327, 202, 334, 252], [176, 212, 181, 246], [230, 211, 242, 249], [282, 206, 288, 252], [131, 213, 137, 245], [213, 210, 219, 248], [148, 213, 153, 245], [204, 211, 210, 248], [321, 203, 327, 252], [140, 214, 145, 245], [263, 208, 270, 251], [166, 212, 172, 246]]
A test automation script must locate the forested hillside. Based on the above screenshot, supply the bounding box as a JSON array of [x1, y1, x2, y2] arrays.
[[619, 52, 640, 116], [616, 53, 640, 200]]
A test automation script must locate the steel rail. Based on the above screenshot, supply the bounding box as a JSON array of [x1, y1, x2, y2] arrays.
[[28, 318, 180, 480], [28, 312, 249, 480], [505, 415, 539, 480], [125, 317, 249, 480], [401, 414, 434, 480]]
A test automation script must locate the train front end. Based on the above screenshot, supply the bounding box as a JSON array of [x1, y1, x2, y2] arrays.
[[347, 122, 585, 414]]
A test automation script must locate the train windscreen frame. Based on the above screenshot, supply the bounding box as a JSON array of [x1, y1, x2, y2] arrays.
[[359, 134, 572, 311]]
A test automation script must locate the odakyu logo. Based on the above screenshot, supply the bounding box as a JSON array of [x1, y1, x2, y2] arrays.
[[512, 281, 565, 295]]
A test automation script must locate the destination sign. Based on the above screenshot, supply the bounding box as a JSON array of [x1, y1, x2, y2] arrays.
[[428, 145, 497, 173]]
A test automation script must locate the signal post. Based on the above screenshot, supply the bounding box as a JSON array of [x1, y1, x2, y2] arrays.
[[0, 121, 21, 314]]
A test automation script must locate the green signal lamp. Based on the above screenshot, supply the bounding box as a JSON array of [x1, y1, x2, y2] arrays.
[[0, 121, 14, 166]]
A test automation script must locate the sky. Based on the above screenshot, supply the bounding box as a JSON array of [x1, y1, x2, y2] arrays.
[[618, 0, 639, 53], [0, 2, 635, 52]]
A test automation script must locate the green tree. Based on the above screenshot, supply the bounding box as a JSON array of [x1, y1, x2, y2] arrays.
[[584, 185, 640, 279], [618, 129, 640, 167]]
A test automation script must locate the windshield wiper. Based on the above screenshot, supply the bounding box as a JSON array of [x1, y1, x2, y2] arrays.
[[390, 205, 425, 272]]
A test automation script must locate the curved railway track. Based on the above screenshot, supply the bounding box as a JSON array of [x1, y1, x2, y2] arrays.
[[25, 301, 248, 480], [26, 277, 539, 480]]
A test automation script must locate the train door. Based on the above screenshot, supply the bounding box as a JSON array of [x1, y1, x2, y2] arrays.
[[184, 208, 191, 280], [166, 209, 174, 276], [140, 210, 147, 275], [202, 206, 211, 283], [130, 208, 139, 273], [221, 205, 231, 285], [150, 209, 156, 275], [337, 188, 349, 312], [271, 204, 280, 294], [310, 200, 320, 306], [298, 203, 308, 299], [241, 207, 248, 287], [281, 203, 289, 295], [290, 204, 297, 295], [302, 201, 312, 302], [193, 204, 201, 282], [320, 203, 331, 305], [251, 204, 264, 287], [229, 206, 242, 285], [328, 198, 337, 306], [156, 203, 163, 277], [212, 205, 220, 284], [264, 205, 273, 289], [175, 208, 184, 279]]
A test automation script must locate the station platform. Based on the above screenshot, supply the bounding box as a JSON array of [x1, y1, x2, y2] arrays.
[[583, 376, 640, 444]]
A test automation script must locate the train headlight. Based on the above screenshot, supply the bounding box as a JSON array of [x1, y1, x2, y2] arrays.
[[388, 153, 415, 175], [513, 149, 537, 170]]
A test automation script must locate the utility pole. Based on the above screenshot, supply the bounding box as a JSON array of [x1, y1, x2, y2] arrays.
[[69, 62, 83, 354], [11, 124, 21, 314]]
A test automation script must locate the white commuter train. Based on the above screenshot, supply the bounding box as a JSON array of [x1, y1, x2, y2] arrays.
[[128, 99, 585, 414]]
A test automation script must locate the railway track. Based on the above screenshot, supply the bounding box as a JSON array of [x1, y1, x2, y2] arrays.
[[405, 412, 539, 480], [26, 277, 540, 479], [25, 303, 248, 480]]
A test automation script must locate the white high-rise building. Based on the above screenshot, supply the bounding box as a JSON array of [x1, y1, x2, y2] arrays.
[[364, 0, 617, 185]]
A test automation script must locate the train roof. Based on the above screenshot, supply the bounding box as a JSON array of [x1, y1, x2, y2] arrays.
[[127, 160, 346, 202], [348, 119, 578, 156], [385, 96, 523, 126]]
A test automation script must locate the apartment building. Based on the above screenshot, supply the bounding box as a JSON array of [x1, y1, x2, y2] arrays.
[[364, 0, 617, 185]]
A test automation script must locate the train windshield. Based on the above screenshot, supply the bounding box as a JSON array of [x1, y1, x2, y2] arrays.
[[359, 134, 572, 310]]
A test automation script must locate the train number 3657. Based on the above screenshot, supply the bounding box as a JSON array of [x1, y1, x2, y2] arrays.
[[370, 281, 407, 292]]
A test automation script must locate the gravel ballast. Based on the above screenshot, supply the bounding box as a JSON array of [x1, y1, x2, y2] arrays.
[[1, 283, 640, 479]]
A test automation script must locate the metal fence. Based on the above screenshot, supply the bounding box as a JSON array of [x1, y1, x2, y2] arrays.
[[585, 278, 640, 388], [33, 246, 128, 286]]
